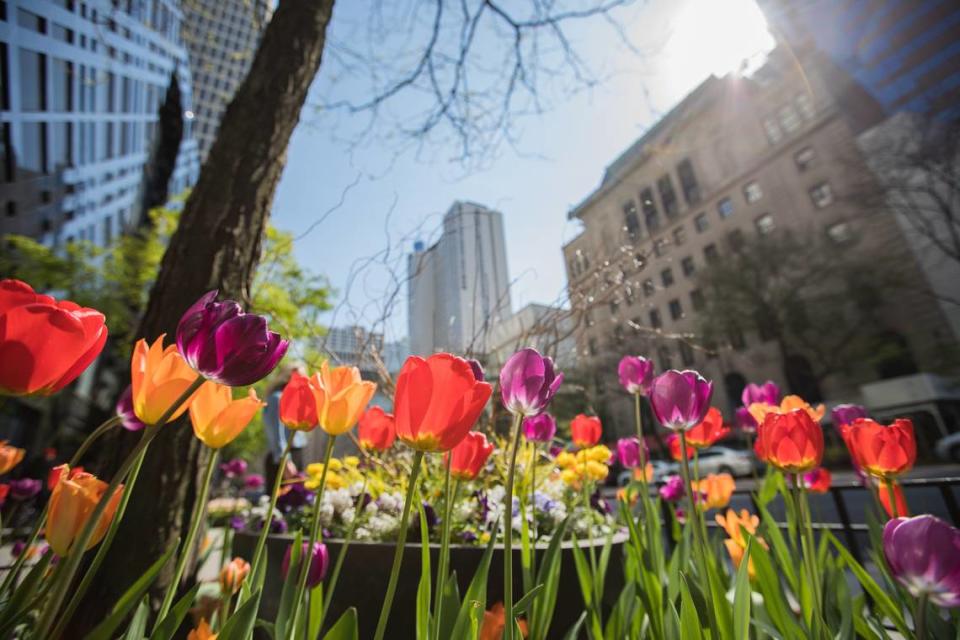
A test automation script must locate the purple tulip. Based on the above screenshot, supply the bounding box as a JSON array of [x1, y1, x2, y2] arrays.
[[618, 356, 655, 395], [220, 458, 248, 478], [499, 348, 563, 417], [883, 515, 960, 608], [9, 478, 42, 501], [659, 475, 685, 502], [281, 541, 330, 588], [466, 359, 485, 382], [831, 404, 869, 429], [523, 413, 557, 443], [176, 290, 289, 387], [735, 407, 757, 434], [244, 473, 265, 490], [11, 541, 25, 557], [115, 385, 146, 432], [229, 516, 246, 531], [648, 370, 713, 431], [741, 381, 780, 408], [616, 437, 643, 468]]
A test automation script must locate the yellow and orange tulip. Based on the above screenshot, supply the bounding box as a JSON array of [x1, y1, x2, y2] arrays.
[[693, 473, 735, 510], [131, 335, 202, 424], [46, 464, 123, 557], [0, 441, 25, 474], [310, 362, 376, 435], [219, 557, 251, 595], [189, 382, 264, 449], [748, 394, 825, 426]]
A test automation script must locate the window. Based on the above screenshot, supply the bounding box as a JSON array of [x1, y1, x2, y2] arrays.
[[649, 308, 662, 329], [680, 342, 695, 366], [704, 243, 719, 263], [654, 238, 668, 257], [51, 122, 71, 166], [681, 256, 695, 277], [796, 93, 815, 120], [755, 213, 775, 235], [643, 279, 655, 297], [17, 9, 44, 32], [641, 187, 660, 232], [20, 122, 45, 172], [50, 23, 73, 43], [794, 146, 815, 171], [690, 289, 705, 311], [661, 268, 674, 287], [743, 181, 762, 203], [727, 229, 745, 251], [669, 299, 683, 320], [673, 226, 686, 246], [763, 117, 782, 144], [717, 197, 734, 219], [19, 49, 45, 111], [778, 104, 801, 133], [623, 200, 641, 241], [826, 221, 854, 245], [677, 158, 700, 204], [51, 58, 72, 111], [657, 174, 679, 217], [694, 212, 709, 233], [102, 215, 113, 246], [809, 182, 833, 208]]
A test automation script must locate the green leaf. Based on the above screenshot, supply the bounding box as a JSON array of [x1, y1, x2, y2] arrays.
[[828, 534, 909, 637], [308, 584, 325, 640], [122, 598, 150, 640], [757, 502, 798, 594], [733, 538, 752, 640], [84, 537, 178, 640], [0, 549, 54, 631], [219, 587, 263, 640], [748, 532, 803, 640], [602, 581, 637, 640], [415, 499, 432, 640], [561, 611, 587, 640], [274, 529, 303, 640], [679, 575, 705, 640], [513, 584, 544, 615], [321, 607, 359, 640], [450, 531, 496, 640], [436, 571, 461, 640], [149, 582, 201, 640]]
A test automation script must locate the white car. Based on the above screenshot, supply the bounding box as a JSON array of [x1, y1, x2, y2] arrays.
[[617, 460, 677, 486], [693, 447, 755, 477]]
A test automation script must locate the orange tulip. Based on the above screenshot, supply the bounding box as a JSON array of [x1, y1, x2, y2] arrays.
[[46, 464, 123, 557], [666, 433, 695, 462], [187, 619, 217, 640], [445, 431, 495, 480], [394, 354, 492, 452], [131, 335, 202, 425], [716, 508, 766, 579], [357, 406, 396, 451], [570, 414, 602, 448], [189, 382, 264, 449], [279, 371, 317, 430], [0, 441, 25, 474], [754, 409, 823, 473], [748, 395, 825, 426], [219, 557, 251, 595], [840, 418, 916, 479], [693, 473, 735, 510], [803, 467, 832, 493], [310, 362, 376, 435], [480, 602, 528, 640], [685, 407, 730, 449]]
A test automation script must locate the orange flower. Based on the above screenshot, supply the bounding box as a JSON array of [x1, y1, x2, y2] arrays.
[[310, 362, 377, 435], [219, 557, 251, 595], [0, 441, 25, 474], [47, 464, 83, 490], [189, 382, 264, 449], [394, 354, 492, 452], [445, 431, 495, 480], [570, 414, 602, 448], [131, 335, 201, 425], [685, 407, 730, 449], [840, 418, 916, 479], [693, 473, 735, 510], [878, 479, 910, 518], [754, 409, 823, 473], [480, 602, 528, 640], [666, 433, 695, 462], [717, 509, 766, 579], [748, 395, 825, 426], [803, 467, 832, 493], [46, 464, 123, 557], [357, 406, 396, 451], [187, 619, 217, 640], [279, 371, 317, 430], [633, 463, 654, 482]]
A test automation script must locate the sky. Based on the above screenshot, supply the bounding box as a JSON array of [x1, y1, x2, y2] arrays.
[[270, 0, 775, 344]]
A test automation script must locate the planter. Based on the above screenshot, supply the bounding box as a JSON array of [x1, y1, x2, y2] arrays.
[[233, 530, 627, 639]]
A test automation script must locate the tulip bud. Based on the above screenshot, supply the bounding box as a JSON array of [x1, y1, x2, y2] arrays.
[[282, 541, 329, 589], [522, 413, 557, 443], [219, 557, 251, 595]]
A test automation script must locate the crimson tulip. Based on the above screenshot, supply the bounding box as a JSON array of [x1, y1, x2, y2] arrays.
[[570, 414, 602, 448], [358, 406, 396, 451], [754, 409, 823, 473], [445, 431, 494, 480], [685, 407, 730, 448], [840, 418, 916, 479]]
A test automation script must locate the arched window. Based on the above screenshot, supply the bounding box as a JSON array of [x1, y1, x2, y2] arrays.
[[785, 355, 822, 403], [724, 372, 747, 409]]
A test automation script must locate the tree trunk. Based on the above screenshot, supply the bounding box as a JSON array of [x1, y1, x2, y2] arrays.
[[68, 1, 336, 633]]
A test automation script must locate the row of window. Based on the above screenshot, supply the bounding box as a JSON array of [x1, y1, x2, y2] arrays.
[[762, 93, 816, 145], [621, 157, 701, 241]]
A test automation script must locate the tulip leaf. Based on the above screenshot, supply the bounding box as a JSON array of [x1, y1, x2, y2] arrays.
[[0, 548, 53, 633], [122, 598, 149, 640], [732, 538, 752, 640], [149, 582, 201, 640], [219, 587, 262, 640], [561, 611, 587, 640], [513, 584, 544, 615], [84, 536, 178, 640], [757, 501, 798, 594], [436, 571, 460, 640], [450, 530, 496, 640], [747, 531, 803, 640], [274, 529, 303, 640], [321, 607, 358, 640], [308, 584, 324, 640], [828, 535, 909, 637], [602, 581, 637, 640], [679, 574, 704, 640]]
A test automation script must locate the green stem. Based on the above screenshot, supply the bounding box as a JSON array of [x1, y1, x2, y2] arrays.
[[373, 450, 424, 640], [318, 477, 369, 632], [529, 442, 538, 581], [793, 475, 825, 638], [0, 415, 122, 595], [503, 413, 524, 640], [288, 435, 336, 638], [156, 447, 220, 625], [678, 429, 716, 629], [433, 459, 454, 640], [914, 592, 928, 640], [884, 479, 900, 519], [51, 445, 150, 638], [249, 437, 293, 577]]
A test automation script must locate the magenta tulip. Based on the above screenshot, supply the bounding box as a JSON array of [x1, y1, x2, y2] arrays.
[[649, 370, 713, 431], [115, 384, 146, 432], [282, 541, 329, 589], [176, 290, 289, 387], [220, 458, 248, 478], [9, 478, 41, 501], [616, 437, 643, 468], [883, 515, 960, 607], [500, 348, 563, 417], [741, 381, 780, 408], [523, 413, 557, 443], [735, 407, 757, 434], [618, 356, 655, 396], [659, 475, 685, 502], [831, 404, 869, 429]]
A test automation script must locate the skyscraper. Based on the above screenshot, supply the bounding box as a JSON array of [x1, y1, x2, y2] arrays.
[[180, 0, 270, 164], [408, 201, 511, 356], [0, 0, 200, 246]]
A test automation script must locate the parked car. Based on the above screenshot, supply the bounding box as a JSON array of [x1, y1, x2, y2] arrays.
[[617, 459, 677, 486], [935, 432, 960, 462], [693, 447, 755, 477]]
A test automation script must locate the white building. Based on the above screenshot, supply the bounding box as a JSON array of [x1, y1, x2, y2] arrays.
[[181, 0, 270, 163], [407, 201, 511, 356], [0, 0, 200, 246], [321, 325, 384, 370], [487, 303, 579, 371]]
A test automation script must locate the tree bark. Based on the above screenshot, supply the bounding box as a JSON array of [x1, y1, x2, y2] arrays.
[[68, 1, 336, 634]]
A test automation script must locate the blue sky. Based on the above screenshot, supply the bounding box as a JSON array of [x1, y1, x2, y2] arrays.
[[270, 0, 774, 343]]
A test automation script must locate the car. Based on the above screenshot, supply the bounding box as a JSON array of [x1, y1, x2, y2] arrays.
[[691, 446, 755, 477], [617, 459, 677, 486], [935, 432, 960, 462]]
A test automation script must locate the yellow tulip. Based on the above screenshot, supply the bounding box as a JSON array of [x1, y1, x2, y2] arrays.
[[0, 441, 25, 474], [46, 465, 123, 557], [716, 508, 760, 546], [131, 335, 201, 425], [189, 382, 264, 449], [310, 362, 376, 435]]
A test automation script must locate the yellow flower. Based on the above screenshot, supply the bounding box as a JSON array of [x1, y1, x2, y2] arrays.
[[555, 451, 576, 469], [189, 383, 264, 449], [585, 445, 612, 463], [131, 335, 202, 425], [693, 473, 735, 510], [716, 508, 759, 546], [310, 362, 377, 435], [748, 395, 825, 426], [344, 456, 360, 467], [561, 468, 580, 486], [586, 460, 609, 482]]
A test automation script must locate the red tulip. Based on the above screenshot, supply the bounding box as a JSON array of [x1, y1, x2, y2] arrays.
[[666, 433, 695, 462], [685, 407, 730, 449], [570, 414, 602, 448], [754, 409, 823, 473], [394, 354, 492, 452], [840, 418, 916, 479], [445, 431, 494, 480], [358, 406, 396, 451], [803, 467, 832, 493], [279, 371, 318, 430], [0, 279, 107, 396]]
